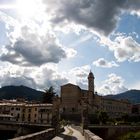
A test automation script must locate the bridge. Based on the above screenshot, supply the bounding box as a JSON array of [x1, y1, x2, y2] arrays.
[[0, 121, 52, 138], [0, 122, 103, 140], [1, 121, 140, 140]]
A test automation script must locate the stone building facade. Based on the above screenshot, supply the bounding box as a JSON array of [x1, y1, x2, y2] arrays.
[[0, 100, 53, 125], [60, 71, 132, 121]]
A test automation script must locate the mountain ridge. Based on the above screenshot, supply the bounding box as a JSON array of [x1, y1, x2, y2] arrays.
[[0, 85, 139, 103], [104, 89, 140, 104], [0, 85, 44, 101]]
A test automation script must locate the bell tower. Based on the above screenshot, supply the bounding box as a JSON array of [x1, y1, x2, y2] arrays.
[[88, 70, 95, 94], [87, 70, 95, 105]]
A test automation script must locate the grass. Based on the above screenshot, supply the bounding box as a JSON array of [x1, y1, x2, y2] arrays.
[[118, 131, 140, 140]]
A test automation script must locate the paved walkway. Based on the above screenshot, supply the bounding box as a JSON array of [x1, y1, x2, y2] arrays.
[[52, 126, 85, 140]]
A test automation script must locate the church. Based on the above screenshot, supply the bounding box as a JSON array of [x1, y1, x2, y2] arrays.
[[60, 71, 131, 121]]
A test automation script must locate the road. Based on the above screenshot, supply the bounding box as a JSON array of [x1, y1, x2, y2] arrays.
[[52, 126, 85, 140]]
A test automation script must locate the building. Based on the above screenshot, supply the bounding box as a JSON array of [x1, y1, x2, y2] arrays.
[[60, 71, 132, 121], [100, 98, 131, 118], [0, 100, 53, 125]]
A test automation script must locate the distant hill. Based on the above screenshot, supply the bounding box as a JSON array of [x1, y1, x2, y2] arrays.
[[0, 85, 140, 104], [105, 89, 140, 104], [0, 85, 44, 101]]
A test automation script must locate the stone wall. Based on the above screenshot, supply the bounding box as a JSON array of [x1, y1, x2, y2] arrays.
[[89, 125, 140, 140], [84, 129, 103, 140], [107, 126, 140, 140], [9, 128, 55, 140]]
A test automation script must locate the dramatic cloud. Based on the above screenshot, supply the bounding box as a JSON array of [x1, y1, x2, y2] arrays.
[[93, 58, 119, 68], [0, 11, 77, 66], [0, 9, 75, 91], [43, 0, 140, 36], [0, 25, 67, 66], [0, 0, 139, 94], [98, 73, 128, 95]]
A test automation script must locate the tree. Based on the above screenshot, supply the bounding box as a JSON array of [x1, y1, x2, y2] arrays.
[[121, 113, 129, 122], [97, 111, 109, 124], [42, 86, 56, 103]]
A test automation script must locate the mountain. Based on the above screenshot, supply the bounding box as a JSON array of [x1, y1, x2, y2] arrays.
[[0, 85, 44, 101], [0, 86, 140, 104], [105, 89, 140, 104]]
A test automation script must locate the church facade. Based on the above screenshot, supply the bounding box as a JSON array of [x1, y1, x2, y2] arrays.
[[60, 71, 132, 121]]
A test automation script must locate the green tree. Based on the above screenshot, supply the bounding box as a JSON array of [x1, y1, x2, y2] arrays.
[[98, 111, 109, 124], [42, 86, 56, 103], [121, 113, 129, 122]]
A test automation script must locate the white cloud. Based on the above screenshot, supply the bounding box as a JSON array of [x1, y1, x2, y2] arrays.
[[98, 73, 128, 95], [65, 48, 77, 58], [114, 36, 140, 62], [0, 64, 37, 88], [70, 65, 90, 78], [99, 35, 140, 62], [31, 64, 68, 92], [93, 58, 119, 68], [69, 65, 90, 89]]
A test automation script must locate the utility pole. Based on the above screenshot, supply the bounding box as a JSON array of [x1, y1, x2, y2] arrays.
[[81, 97, 88, 135], [52, 96, 60, 135]]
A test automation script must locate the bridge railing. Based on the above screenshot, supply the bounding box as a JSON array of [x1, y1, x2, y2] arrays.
[[0, 120, 51, 127], [84, 129, 103, 140], [9, 128, 55, 140]]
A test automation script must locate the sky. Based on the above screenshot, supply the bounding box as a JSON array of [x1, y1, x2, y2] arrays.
[[0, 0, 140, 95]]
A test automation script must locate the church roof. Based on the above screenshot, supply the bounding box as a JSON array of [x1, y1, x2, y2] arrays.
[[61, 83, 81, 89], [81, 89, 88, 94]]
